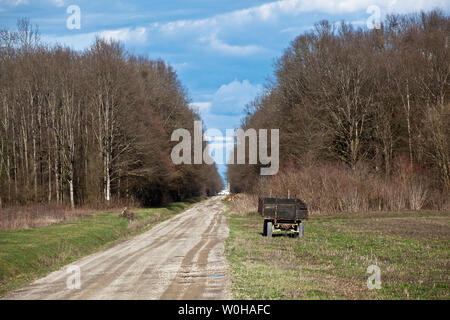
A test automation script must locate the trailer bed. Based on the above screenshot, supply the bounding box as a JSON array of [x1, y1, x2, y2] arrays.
[[258, 198, 308, 223]]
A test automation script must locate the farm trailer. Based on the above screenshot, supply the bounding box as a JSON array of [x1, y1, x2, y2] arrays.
[[258, 197, 308, 237]]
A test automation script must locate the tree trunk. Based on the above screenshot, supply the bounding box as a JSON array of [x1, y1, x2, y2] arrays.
[[69, 178, 75, 209], [55, 157, 60, 204], [406, 86, 413, 169], [106, 152, 111, 202]]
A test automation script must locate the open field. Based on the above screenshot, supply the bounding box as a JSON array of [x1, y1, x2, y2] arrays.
[[225, 203, 450, 299], [0, 198, 204, 297]]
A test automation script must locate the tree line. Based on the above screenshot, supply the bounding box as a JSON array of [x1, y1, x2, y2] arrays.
[[228, 10, 449, 211], [0, 19, 223, 208]]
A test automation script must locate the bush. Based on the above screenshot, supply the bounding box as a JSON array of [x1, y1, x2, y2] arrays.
[[246, 162, 447, 215]]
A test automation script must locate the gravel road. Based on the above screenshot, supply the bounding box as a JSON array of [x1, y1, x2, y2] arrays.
[[3, 196, 230, 300]]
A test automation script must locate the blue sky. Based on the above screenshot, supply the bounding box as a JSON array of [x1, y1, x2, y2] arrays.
[[1, 0, 449, 181]]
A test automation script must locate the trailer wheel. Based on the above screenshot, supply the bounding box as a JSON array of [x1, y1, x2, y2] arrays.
[[263, 220, 268, 236], [266, 221, 273, 238], [298, 222, 304, 237]]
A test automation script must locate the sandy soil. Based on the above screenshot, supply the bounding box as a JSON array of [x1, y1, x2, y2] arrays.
[[3, 196, 231, 300]]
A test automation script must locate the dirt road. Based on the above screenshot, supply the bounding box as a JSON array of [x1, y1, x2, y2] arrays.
[[4, 196, 230, 300]]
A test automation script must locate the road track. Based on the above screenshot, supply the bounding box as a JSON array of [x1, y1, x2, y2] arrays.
[[3, 196, 230, 300]]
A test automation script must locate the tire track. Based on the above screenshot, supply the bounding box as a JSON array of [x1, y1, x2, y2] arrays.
[[161, 205, 226, 299]]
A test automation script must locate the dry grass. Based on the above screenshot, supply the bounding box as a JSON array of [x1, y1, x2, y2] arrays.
[[226, 194, 258, 216], [126, 212, 162, 233], [249, 161, 449, 215], [0, 195, 148, 231], [0, 204, 95, 231]]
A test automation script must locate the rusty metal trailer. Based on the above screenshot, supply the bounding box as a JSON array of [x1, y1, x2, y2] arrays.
[[258, 197, 308, 237]]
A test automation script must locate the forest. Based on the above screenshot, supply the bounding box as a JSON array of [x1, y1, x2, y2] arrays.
[[227, 10, 449, 213], [0, 19, 223, 208]]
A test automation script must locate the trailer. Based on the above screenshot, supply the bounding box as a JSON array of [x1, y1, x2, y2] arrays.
[[258, 197, 308, 237]]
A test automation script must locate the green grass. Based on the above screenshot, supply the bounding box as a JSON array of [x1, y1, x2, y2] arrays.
[[225, 203, 450, 300], [0, 197, 205, 297]]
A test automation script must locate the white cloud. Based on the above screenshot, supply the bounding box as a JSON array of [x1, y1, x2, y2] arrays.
[[149, 0, 449, 37], [192, 80, 262, 124], [41, 33, 95, 50], [99, 27, 147, 44], [200, 33, 263, 56], [210, 79, 262, 116], [42, 27, 148, 50], [38, 0, 447, 56], [143, 0, 449, 58]]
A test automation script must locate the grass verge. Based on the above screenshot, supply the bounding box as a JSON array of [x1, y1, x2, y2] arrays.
[[225, 202, 449, 299], [0, 197, 205, 297]]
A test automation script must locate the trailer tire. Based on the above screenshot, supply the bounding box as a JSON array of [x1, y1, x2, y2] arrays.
[[298, 222, 304, 237], [263, 220, 268, 236], [266, 221, 273, 238]]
